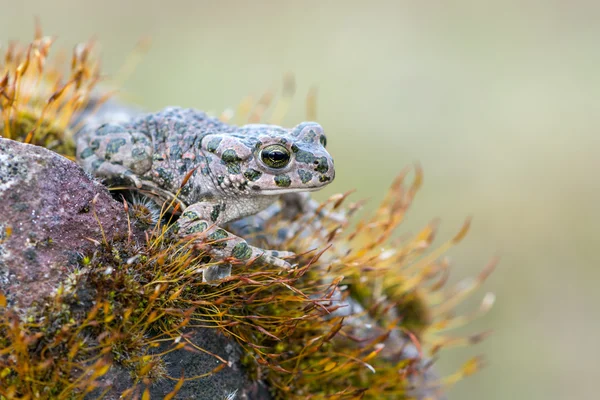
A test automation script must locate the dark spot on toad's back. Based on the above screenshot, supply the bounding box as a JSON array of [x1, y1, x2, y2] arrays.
[[169, 145, 183, 159], [319, 175, 331, 183], [80, 147, 94, 159], [91, 159, 104, 171], [132, 148, 147, 161], [96, 123, 123, 136], [90, 139, 100, 150], [156, 167, 173, 183], [274, 175, 291, 187], [206, 137, 222, 153], [106, 138, 127, 154], [174, 121, 187, 136], [133, 135, 150, 146]]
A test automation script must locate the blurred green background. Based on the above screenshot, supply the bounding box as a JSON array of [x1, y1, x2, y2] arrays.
[[2, 1, 598, 399]]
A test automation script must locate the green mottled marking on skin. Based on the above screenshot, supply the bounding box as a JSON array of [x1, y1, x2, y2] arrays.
[[319, 175, 331, 183], [295, 149, 315, 164], [226, 163, 241, 174], [221, 149, 242, 174], [174, 121, 187, 136], [217, 176, 225, 185], [274, 175, 291, 187], [95, 124, 122, 136], [185, 222, 208, 234], [169, 145, 183, 159], [302, 130, 316, 143], [106, 138, 127, 154], [132, 148, 147, 160], [90, 139, 100, 150], [156, 167, 173, 183], [132, 135, 150, 145], [279, 138, 288, 145], [231, 242, 253, 260], [180, 185, 191, 196], [210, 205, 221, 222], [153, 154, 165, 161], [80, 147, 94, 159], [315, 156, 329, 173], [298, 169, 313, 184], [91, 159, 104, 170], [291, 144, 299, 153], [206, 137, 222, 153], [208, 229, 228, 249], [201, 166, 210, 175], [244, 169, 262, 181], [319, 135, 327, 147], [222, 149, 240, 163], [182, 210, 200, 221]]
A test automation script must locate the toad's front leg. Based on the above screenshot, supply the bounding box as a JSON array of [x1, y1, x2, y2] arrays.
[[177, 202, 295, 274]]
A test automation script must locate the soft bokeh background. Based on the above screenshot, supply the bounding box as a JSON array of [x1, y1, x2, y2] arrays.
[[2, 1, 598, 399]]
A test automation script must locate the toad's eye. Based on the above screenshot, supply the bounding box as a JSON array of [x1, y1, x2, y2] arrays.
[[261, 144, 291, 169], [319, 135, 327, 147]]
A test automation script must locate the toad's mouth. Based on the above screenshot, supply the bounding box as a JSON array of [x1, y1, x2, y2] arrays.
[[251, 186, 324, 195]]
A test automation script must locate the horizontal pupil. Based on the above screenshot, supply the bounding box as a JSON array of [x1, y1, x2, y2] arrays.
[[269, 151, 287, 160]]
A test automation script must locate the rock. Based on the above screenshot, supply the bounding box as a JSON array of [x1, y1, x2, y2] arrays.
[[0, 138, 134, 312], [91, 327, 271, 400]]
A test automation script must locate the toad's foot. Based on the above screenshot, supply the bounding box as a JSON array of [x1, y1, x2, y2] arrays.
[[178, 205, 294, 279]]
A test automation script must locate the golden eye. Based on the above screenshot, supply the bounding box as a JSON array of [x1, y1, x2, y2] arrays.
[[260, 144, 291, 169]]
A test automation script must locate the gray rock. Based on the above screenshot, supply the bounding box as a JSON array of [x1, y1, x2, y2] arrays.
[[0, 138, 134, 312], [93, 328, 270, 400]]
